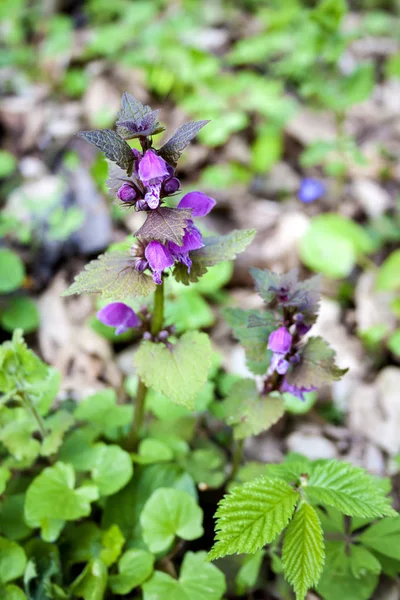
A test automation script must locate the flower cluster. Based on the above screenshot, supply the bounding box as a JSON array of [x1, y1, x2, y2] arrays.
[[97, 301, 175, 342]]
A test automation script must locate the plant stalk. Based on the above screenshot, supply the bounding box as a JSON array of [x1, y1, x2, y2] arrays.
[[127, 278, 165, 451], [22, 393, 47, 439], [229, 439, 245, 483]]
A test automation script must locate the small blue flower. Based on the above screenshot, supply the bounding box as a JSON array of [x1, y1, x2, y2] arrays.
[[298, 178, 325, 204]]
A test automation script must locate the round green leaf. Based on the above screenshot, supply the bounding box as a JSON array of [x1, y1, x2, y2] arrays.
[[109, 549, 154, 595], [2, 584, 27, 599], [0, 494, 32, 541], [376, 249, 400, 291], [1, 297, 39, 333], [0, 151, 17, 178], [299, 214, 375, 279], [90, 444, 133, 496], [140, 488, 203, 553], [0, 538, 26, 583], [0, 249, 25, 293], [70, 559, 107, 600]]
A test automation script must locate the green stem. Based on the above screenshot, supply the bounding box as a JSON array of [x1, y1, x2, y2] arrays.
[[127, 279, 165, 451], [228, 439, 245, 483], [22, 394, 47, 439], [151, 279, 165, 336]]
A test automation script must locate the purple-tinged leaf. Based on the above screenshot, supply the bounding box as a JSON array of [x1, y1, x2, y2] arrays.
[[78, 130, 134, 176], [286, 336, 348, 389], [158, 121, 210, 166], [116, 93, 165, 140], [62, 252, 156, 299], [250, 268, 298, 305], [134, 207, 192, 246], [173, 229, 256, 284]]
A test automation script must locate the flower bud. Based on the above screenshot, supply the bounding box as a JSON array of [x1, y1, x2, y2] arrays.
[[268, 327, 292, 354], [117, 184, 137, 203], [135, 199, 148, 211], [163, 177, 180, 194], [143, 331, 152, 341], [135, 258, 148, 273]]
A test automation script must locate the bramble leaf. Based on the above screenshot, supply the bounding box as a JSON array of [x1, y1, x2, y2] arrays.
[[158, 121, 209, 166], [63, 251, 156, 299], [78, 130, 134, 175], [306, 460, 397, 518], [143, 551, 226, 600], [208, 476, 299, 560], [173, 229, 256, 284], [286, 337, 348, 388], [282, 502, 325, 600], [109, 549, 154, 595], [134, 332, 212, 409], [140, 488, 203, 553], [134, 207, 192, 246], [223, 308, 276, 374]]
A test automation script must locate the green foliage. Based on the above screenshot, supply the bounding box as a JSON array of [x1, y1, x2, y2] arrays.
[[109, 549, 154, 594], [140, 488, 203, 553], [78, 130, 134, 175], [0, 249, 25, 294], [142, 551, 226, 600], [0, 297, 39, 333], [0, 538, 26, 583], [0, 150, 17, 178], [235, 550, 265, 595], [134, 332, 212, 408], [376, 249, 400, 291]]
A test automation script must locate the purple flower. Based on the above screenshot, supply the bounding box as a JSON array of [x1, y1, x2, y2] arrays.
[[281, 380, 317, 402], [298, 178, 325, 204], [177, 191, 216, 217], [145, 240, 174, 284], [163, 177, 180, 194], [270, 354, 290, 375], [268, 327, 292, 354], [138, 150, 170, 210], [97, 302, 140, 335], [117, 183, 137, 203]]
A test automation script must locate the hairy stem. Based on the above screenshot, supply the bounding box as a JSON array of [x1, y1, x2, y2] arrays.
[[22, 393, 47, 439], [228, 439, 245, 483], [127, 279, 165, 451]]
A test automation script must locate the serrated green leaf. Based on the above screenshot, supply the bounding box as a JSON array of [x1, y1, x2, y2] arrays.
[[25, 463, 99, 540], [142, 551, 226, 600], [208, 476, 299, 560], [223, 308, 275, 374], [358, 516, 400, 560], [0, 538, 26, 584], [90, 443, 133, 496], [282, 503, 325, 600], [173, 230, 256, 284], [235, 550, 265, 595], [70, 559, 107, 600], [158, 121, 210, 166], [134, 332, 212, 409], [78, 130, 134, 175], [63, 251, 156, 299], [306, 460, 397, 518], [140, 488, 203, 553], [109, 549, 154, 595], [115, 92, 164, 140], [134, 207, 192, 246], [286, 337, 347, 389]]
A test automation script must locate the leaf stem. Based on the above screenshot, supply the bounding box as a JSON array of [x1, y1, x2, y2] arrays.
[[21, 393, 47, 439], [228, 439, 245, 483], [127, 278, 165, 451]]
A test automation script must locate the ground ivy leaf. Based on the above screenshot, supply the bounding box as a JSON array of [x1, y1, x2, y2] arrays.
[[74, 389, 133, 437], [134, 207, 192, 246], [63, 251, 156, 299], [134, 332, 212, 409], [0, 494, 32, 541], [286, 337, 347, 389], [223, 308, 275, 374], [78, 130, 134, 175], [282, 502, 325, 600], [99, 525, 125, 567], [208, 477, 299, 560], [0, 538, 27, 584], [90, 443, 133, 497], [140, 488, 203, 553], [109, 549, 154, 595], [70, 559, 107, 600], [173, 229, 256, 284], [25, 463, 99, 538], [158, 121, 210, 166], [40, 410, 75, 457], [306, 460, 397, 518], [143, 551, 226, 600], [228, 393, 285, 440]]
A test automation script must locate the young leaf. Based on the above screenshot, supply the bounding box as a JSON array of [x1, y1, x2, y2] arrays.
[[70, 559, 108, 600], [286, 337, 348, 388], [90, 443, 133, 496], [0, 538, 26, 584], [223, 308, 275, 374], [227, 392, 285, 440], [173, 229, 256, 284], [78, 130, 134, 175], [109, 549, 154, 595], [63, 251, 156, 299], [358, 516, 400, 560], [140, 488, 203, 553], [99, 525, 125, 567], [208, 476, 299, 560], [158, 121, 210, 166], [250, 268, 299, 305], [134, 207, 192, 246], [143, 551, 226, 600], [282, 502, 325, 600], [115, 92, 164, 139], [134, 331, 212, 409], [306, 460, 397, 518]]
